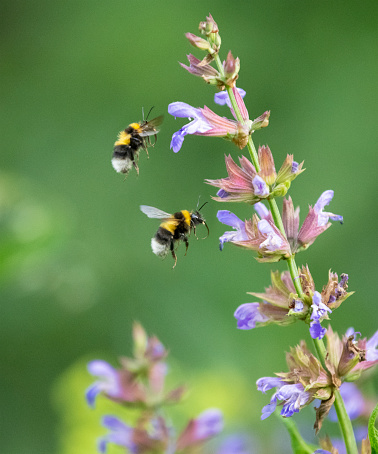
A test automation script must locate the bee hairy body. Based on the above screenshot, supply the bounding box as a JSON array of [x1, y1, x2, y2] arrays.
[[111, 116, 163, 176], [141, 205, 208, 268]]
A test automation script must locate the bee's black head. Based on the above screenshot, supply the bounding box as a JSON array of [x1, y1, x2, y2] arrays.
[[190, 210, 206, 226]]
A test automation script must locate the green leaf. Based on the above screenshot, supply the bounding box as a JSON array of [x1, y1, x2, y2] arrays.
[[369, 400, 378, 454], [278, 414, 317, 454]]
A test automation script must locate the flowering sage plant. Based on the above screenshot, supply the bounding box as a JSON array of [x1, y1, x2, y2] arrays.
[[166, 13, 378, 454], [87, 13, 378, 454]]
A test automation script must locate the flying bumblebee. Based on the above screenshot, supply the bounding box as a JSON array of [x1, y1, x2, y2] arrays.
[[140, 204, 209, 268], [112, 111, 163, 176]]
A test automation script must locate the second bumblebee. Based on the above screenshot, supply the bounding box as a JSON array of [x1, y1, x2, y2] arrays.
[[112, 114, 163, 176], [140, 204, 209, 268]]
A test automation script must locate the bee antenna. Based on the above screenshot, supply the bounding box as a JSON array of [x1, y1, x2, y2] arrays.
[[198, 201, 208, 212], [145, 106, 155, 122]]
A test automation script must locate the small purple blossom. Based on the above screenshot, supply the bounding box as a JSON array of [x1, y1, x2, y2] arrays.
[[259, 382, 310, 420], [256, 376, 283, 393], [86, 360, 122, 408], [314, 190, 343, 226], [309, 292, 331, 340], [217, 210, 248, 250], [98, 416, 136, 454], [216, 434, 252, 454], [193, 409, 224, 440], [310, 291, 332, 322], [252, 175, 269, 197], [253, 202, 269, 219], [234, 303, 269, 330], [214, 88, 246, 110], [366, 329, 378, 361], [168, 102, 213, 152], [310, 321, 327, 340], [293, 300, 304, 312], [258, 220, 284, 251]]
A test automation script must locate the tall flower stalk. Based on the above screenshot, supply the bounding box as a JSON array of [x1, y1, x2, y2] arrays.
[[166, 13, 376, 454]]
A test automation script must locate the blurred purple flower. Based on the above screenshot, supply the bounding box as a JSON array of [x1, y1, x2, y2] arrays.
[[98, 416, 136, 454], [177, 408, 224, 450], [309, 291, 332, 340], [328, 382, 365, 421], [86, 360, 123, 408]]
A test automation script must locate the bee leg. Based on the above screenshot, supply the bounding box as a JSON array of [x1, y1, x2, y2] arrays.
[[170, 242, 177, 269], [132, 160, 139, 175], [184, 237, 189, 256]]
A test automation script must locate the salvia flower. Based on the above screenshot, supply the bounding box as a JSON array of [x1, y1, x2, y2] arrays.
[[207, 149, 302, 205], [217, 210, 249, 251], [85, 323, 185, 409], [176, 408, 224, 451], [309, 291, 332, 340], [168, 98, 252, 152], [326, 327, 378, 381], [236, 267, 353, 334], [180, 53, 221, 86], [296, 190, 343, 249], [97, 416, 137, 454], [86, 360, 125, 408], [257, 341, 337, 432], [218, 209, 291, 262]]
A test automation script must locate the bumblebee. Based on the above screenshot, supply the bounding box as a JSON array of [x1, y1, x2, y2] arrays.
[[112, 113, 163, 176], [140, 204, 209, 268]]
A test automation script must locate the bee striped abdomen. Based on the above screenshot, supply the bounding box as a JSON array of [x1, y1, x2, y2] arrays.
[[151, 226, 173, 257]]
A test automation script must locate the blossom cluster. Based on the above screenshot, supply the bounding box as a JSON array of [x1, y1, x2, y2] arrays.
[[86, 323, 225, 453], [256, 327, 378, 432]]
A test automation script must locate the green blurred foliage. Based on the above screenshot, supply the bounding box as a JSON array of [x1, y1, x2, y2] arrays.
[[1, 1, 377, 453]]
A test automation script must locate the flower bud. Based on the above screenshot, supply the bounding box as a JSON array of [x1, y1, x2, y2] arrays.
[[199, 14, 221, 49], [185, 33, 212, 52], [258, 145, 276, 186], [271, 182, 290, 198], [223, 51, 240, 87]]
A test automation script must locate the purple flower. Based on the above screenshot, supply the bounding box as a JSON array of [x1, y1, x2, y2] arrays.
[[311, 291, 332, 322], [309, 292, 331, 340], [258, 219, 285, 251], [214, 88, 246, 110], [98, 416, 136, 454], [86, 360, 122, 408], [252, 175, 269, 197], [314, 190, 343, 226], [168, 97, 252, 152], [177, 408, 224, 450], [168, 102, 213, 152], [310, 321, 327, 340], [192, 409, 224, 440], [253, 202, 270, 219], [366, 329, 378, 361], [256, 376, 283, 393], [259, 382, 310, 420], [234, 303, 269, 330], [216, 434, 253, 454], [217, 211, 248, 250]]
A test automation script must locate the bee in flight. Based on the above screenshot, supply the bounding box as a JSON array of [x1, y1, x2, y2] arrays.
[[112, 108, 163, 176], [140, 203, 209, 268]]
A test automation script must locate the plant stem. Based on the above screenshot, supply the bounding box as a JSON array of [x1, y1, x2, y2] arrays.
[[214, 46, 358, 453], [333, 389, 359, 454]]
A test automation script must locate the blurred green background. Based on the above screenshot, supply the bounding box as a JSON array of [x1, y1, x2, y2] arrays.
[[1, 1, 377, 453]]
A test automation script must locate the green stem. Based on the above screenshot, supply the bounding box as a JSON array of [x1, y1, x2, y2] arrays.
[[213, 46, 357, 453], [333, 389, 359, 454]]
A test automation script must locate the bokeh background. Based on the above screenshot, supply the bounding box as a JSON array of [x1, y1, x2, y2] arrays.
[[1, 1, 377, 453]]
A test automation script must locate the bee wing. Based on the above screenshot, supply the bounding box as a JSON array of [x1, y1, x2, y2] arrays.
[[139, 116, 164, 137], [140, 205, 172, 219]]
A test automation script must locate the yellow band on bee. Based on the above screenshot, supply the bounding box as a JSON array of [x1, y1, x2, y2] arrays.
[[181, 210, 191, 226], [160, 221, 177, 234], [115, 131, 131, 146], [129, 122, 141, 131]]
